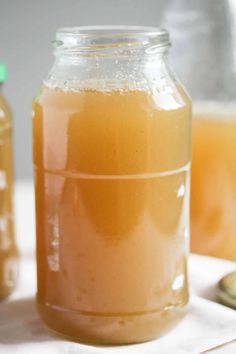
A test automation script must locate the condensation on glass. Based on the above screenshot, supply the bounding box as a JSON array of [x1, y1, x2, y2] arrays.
[[32, 26, 192, 344]]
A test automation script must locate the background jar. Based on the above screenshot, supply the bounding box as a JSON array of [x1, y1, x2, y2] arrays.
[[164, 0, 236, 260], [0, 63, 18, 300]]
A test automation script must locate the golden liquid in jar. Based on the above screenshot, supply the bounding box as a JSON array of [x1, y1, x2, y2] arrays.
[[33, 86, 191, 343], [191, 104, 236, 260], [0, 92, 18, 299]]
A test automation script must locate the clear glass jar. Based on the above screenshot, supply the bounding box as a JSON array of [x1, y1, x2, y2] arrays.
[[164, 0, 236, 260], [32, 26, 191, 344], [0, 63, 18, 299]]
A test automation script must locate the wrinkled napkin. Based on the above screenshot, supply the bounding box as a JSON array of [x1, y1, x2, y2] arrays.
[[0, 255, 235, 354]]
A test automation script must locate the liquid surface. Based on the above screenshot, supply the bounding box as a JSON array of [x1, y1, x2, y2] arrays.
[[33, 86, 191, 343], [191, 106, 236, 260], [0, 93, 18, 299]]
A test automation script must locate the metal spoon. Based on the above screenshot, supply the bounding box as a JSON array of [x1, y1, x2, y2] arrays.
[[218, 271, 236, 309]]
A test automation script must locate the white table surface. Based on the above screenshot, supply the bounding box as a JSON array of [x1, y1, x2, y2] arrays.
[[1, 180, 235, 353]]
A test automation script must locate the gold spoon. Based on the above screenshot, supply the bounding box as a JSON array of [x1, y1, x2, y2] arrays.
[[218, 272, 236, 309]]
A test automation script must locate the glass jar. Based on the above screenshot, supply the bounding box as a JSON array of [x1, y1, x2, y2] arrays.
[[164, 0, 236, 260], [0, 63, 18, 299], [32, 26, 191, 344]]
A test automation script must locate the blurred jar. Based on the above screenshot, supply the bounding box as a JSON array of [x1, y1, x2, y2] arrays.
[[0, 63, 18, 299], [164, 0, 236, 260], [32, 26, 191, 344]]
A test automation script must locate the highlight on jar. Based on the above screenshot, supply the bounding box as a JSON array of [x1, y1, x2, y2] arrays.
[[0, 63, 18, 301], [32, 26, 192, 344]]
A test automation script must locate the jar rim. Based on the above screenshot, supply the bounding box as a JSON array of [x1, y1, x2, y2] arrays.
[[54, 25, 170, 55]]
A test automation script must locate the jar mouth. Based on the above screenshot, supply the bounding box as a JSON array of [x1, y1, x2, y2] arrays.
[[54, 25, 170, 56]]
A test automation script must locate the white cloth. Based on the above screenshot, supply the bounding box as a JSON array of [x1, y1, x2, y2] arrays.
[[0, 181, 235, 354]]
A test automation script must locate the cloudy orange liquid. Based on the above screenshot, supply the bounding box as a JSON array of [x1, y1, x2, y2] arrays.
[[191, 107, 236, 260], [0, 92, 18, 299], [33, 86, 191, 343]]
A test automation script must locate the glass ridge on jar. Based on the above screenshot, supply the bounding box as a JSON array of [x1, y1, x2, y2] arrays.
[[32, 26, 192, 344]]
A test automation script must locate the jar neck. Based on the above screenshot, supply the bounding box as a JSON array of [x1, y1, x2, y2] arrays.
[[54, 49, 169, 65], [46, 27, 172, 92], [53, 26, 170, 63]]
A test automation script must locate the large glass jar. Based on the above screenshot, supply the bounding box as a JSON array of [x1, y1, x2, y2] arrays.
[[32, 26, 191, 344], [0, 63, 18, 299], [164, 0, 236, 260]]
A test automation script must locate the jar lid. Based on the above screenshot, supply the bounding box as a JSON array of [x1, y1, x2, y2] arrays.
[[218, 271, 236, 309], [0, 63, 7, 83]]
